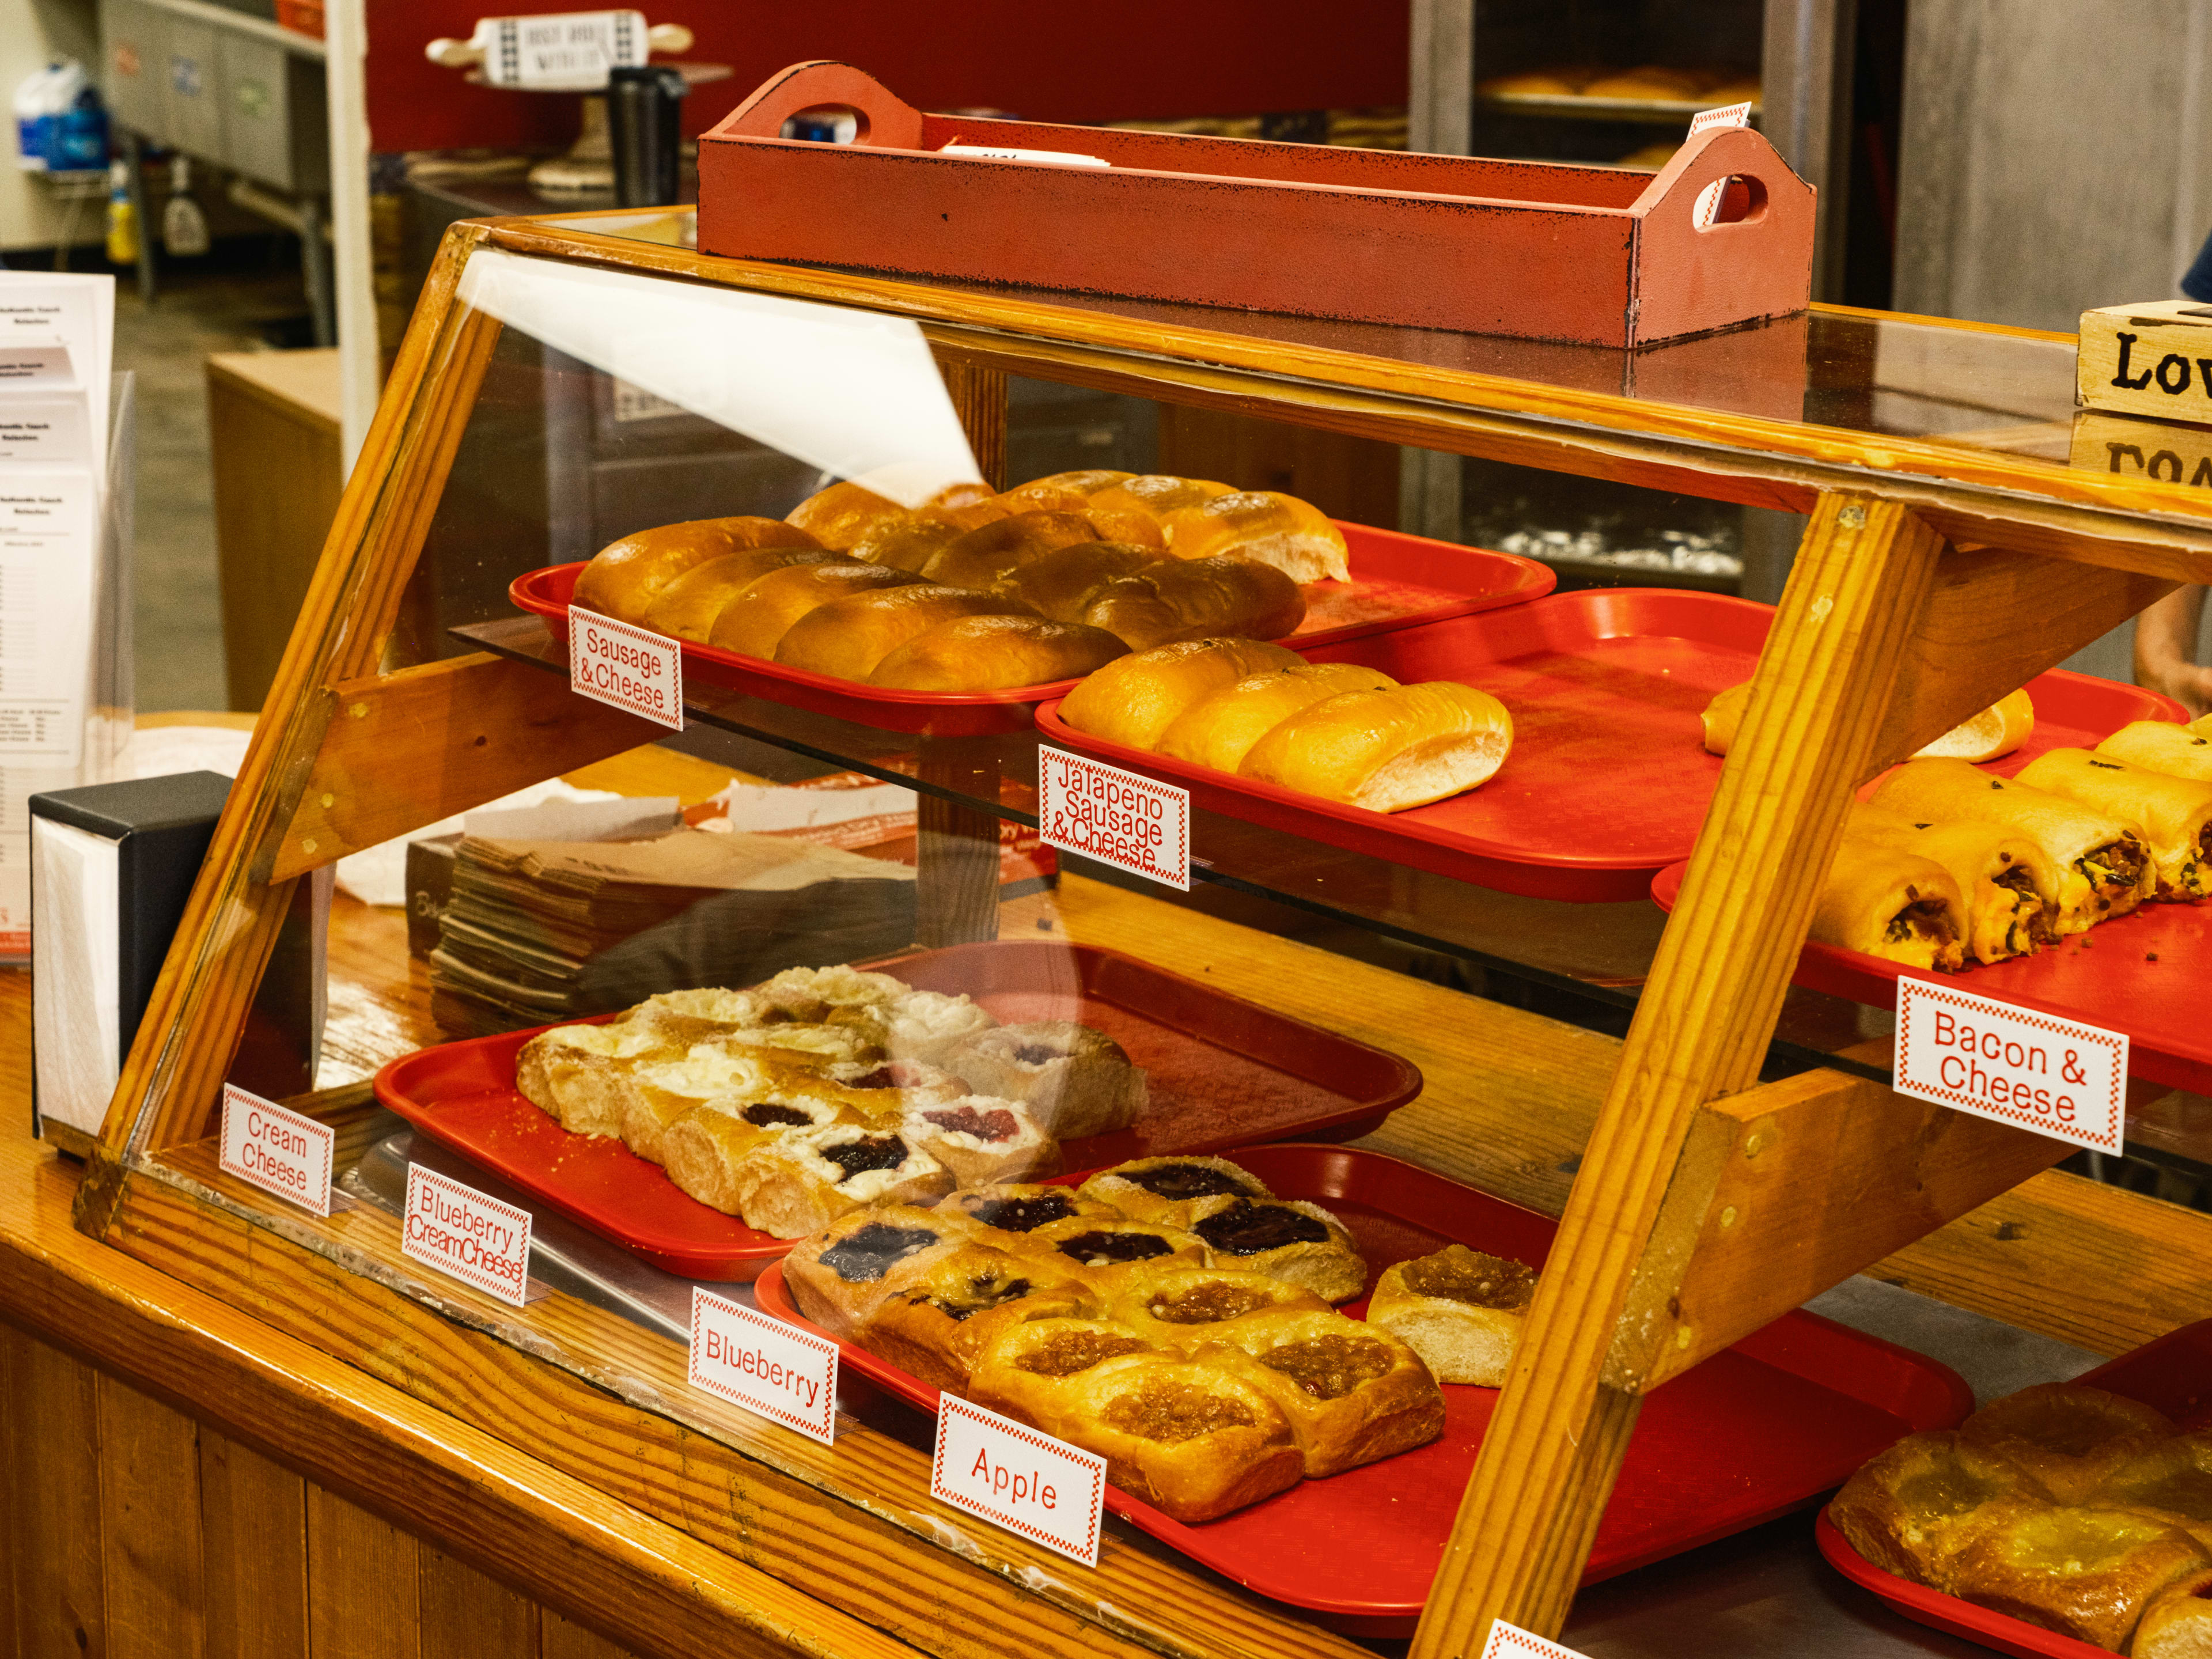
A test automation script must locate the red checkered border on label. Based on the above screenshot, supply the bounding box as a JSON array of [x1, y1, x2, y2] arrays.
[[1037, 748, 1190, 891], [1480, 1618, 1586, 1658], [1895, 978, 2126, 1154], [689, 1290, 838, 1443], [931, 1395, 1106, 1565]]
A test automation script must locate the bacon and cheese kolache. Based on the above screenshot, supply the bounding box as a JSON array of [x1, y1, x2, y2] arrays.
[[1845, 803, 2052, 964], [2014, 748, 2212, 902], [2097, 719, 2212, 782], [1809, 839, 1968, 971], [1870, 757, 2152, 934], [1702, 683, 2035, 762]]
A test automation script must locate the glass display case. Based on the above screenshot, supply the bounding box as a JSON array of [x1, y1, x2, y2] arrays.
[[72, 203, 2212, 1658]]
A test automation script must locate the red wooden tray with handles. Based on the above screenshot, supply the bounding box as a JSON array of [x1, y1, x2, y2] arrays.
[[370, 941, 1421, 1281], [1036, 590, 2183, 904], [1818, 1320, 2212, 1659], [696, 62, 1813, 348], [755, 1143, 1971, 1637], [509, 521, 1551, 738]]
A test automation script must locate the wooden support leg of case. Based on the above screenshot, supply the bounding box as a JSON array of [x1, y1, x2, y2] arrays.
[[78, 226, 507, 1222], [937, 353, 1008, 490], [914, 738, 1003, 947], [1407, 493, 1948, 1658]]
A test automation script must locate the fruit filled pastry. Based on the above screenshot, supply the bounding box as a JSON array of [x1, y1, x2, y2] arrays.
[[861, 1243, 1099, 1391], [659, 1090, 853, 1215], [1958, 1382, 2176, 1503], [1108, 1263, 1331, 1351], [2135, 1569, 2212, 1658], [967, 1319, 1304, 1522], [782, 1205, 978, 1337], [2091, 1434, 2212, 1548], [1075, 1156, 1274, 1226], [899, 1096, 1061, 1187], [1826, 1430, 2054, 1584], [944, 1021, 1149, 1138], [516, 1019, 691, 1137], [722, 1123, 953, 1238], [1016, 1215, 1208, 1290], [1194, 1306, 1445, 1477], [1942, 1502, 2207, 1650], [941, 1181, 1119, 1241], [1366, 1243, 1538, 1387], [614, 1039, 842, 1164], [1181, 1195, 1368, 1302]]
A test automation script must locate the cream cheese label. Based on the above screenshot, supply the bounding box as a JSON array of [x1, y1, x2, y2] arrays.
[[931, 1395, 1107, 1567], [218, 1084, 337, 1217], [1895, 977, 2127, 1153], [402, 1165, 535, 1306], [690, 1289, 838, 1445]]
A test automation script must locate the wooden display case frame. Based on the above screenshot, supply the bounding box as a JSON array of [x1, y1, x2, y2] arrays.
[[70, 211, 2212, 1658]]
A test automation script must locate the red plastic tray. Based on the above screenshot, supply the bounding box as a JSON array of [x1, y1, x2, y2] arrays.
[[1649, 697, 2207, 1096], [370, 941, 1422, 1281], [1818, 1319, 2212, 1658], [1037, 592, 2186, 903], [509, 521, 1552, 737], [757, 1142, 1971, 1635]]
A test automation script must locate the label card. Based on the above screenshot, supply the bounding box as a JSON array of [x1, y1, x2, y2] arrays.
[[1481, 1621, 1589, 1659], [403, 1166, 536, 1306], [1689, 101, 1754, 229], [569, 605, 683, 730], [688, 1289, 839, 1445], [1894, 977, 2127, 1154], [931, 1395, 1107, 1567], [939, 144, 1110, 169], [1036, 747, 1190, 892], [475, 10, 645, 90], [218, 1084, 337, 1217]]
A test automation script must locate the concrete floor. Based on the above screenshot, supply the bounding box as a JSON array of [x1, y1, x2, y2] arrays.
[[113, 255, 312, 713]]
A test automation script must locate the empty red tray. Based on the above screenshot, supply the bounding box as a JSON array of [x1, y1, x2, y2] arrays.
[[1037, 592, 2186, 903], [370, 941, 1421, 1280], [757, 1142, 1970, 1635], [510, 521, 1552, 737], [1818, 1319, 2212, 1658]]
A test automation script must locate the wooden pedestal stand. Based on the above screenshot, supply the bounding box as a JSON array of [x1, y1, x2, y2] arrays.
[[74, 214, 2212, 1659]]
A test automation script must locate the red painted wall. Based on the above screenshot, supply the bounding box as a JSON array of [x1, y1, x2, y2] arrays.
[[366, 3, 1410, 154]]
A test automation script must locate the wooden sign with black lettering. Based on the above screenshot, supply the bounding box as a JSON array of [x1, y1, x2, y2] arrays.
[[2070, 410, 2212, 488], [2078, 301, 2212, 423]]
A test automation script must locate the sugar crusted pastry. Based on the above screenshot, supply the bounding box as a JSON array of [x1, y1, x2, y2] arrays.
[[1365, 1244, 1537, 1387]]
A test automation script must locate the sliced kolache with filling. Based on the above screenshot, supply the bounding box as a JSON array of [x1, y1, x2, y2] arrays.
[[1809, 839, 1968, 971], [2015, 748, 2212, 902], [1844, 803, 2054, 963], [1871, 757, 2153, 934]]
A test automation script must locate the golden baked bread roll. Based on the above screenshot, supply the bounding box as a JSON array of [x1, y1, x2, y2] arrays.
[[785, 481, 914, 551], [995, 470, 1132, 511], [1365, 1244, 1537, 1387], [1871, 758, 2153, 935], [1701, 683, 2034, 761], [724, 1122, 952, 1238], [773, 586, 1038, 682], [2133, 1567, 2212, 1658], [2016, 748, 2212, 902], [573, 517, 824, 622], [996, 541, 1159, 620], [1810, 840, 1967, 971], [635, 547, 854, 642], [1942, 1501, 2206, 1650], [1160, 490, 1351, 583], [850, 509, 983, 574], [703, 562, 927, 658], [1107, 1263, 1330, 1351], [861, 1243, 1094, 1391], [781, 1206, 978, 1337], [1846, 804, 2052, 964], [1181, 1195, 1367, 1303], [2098, 720, 2212, 782], [1081, 504, 1168, 549], [1088, 474, 1234, 524], [1157, 662, 1400, 774], [941, 1182, 1118, 1241], [1058, 638, 1306, 751], [1196, 1307, 1445, 1478], [1960, 1383, 2177, 1504], [1076, 1156, 1275, 1227], [944, 1021, 1149, 1138], [1582, 65, 1704, 99], [1825, 1431, 2054, 1585], [898, 1097, 1061, 1187], [922, 510, 1101, 589], [967, 1325, 1302, 1523], [866, 615, 1129, 691], [1241, 682, 1514, 812], [1078, 555, 1307, 651], [1017, 1215, 1209, 1293]]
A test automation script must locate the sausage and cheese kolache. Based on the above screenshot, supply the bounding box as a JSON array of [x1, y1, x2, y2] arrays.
[[2098, 720, 2212, 781], [1869, 757, 2152, 934], [1810, 839, 1968, 971], [2014, 748, 2212, 902], [1845, 804, 2053, 964], [1703, 684, 2035, 762]]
